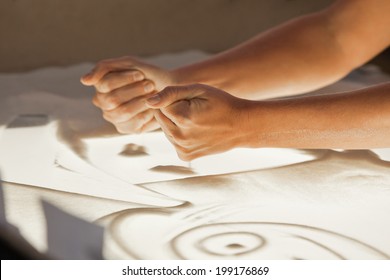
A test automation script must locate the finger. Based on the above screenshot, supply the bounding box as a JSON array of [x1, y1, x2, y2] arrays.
[[175, 142, 214, 161], [133, 109, 155, 132], [153, 110, 179, 143], [170, 142, 204, 161], [183, 142, 233, 161], [96, 80, 155, 111], [160, 100, 191, 126], [145, 85, 203, 109], [92, 93, 101, 107], [81, 56, 136, 85], [114, 109, 155, 134], [154, 110, 176, 130], [140, 118, 160, 133], [103, 97, 149, 123], [95, 70, 145, 93], [177, 149, 204, 161]]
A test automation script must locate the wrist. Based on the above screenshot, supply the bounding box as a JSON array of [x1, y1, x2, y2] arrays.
[[170, 65, 228, 90], [232, 99, 268, 149], [235, 100, 287, 149]]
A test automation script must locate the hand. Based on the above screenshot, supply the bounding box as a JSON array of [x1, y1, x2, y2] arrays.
[[81, 56, 176, 134], [145, 84, 250, 161]]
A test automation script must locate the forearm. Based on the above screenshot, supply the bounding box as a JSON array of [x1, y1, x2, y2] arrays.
[[171, 0, 390, 100], [173, 12, 346, 99], [241, 83, 390, 149]]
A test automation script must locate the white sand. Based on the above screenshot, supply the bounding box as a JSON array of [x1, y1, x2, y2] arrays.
[[0, 51, 389, 259]]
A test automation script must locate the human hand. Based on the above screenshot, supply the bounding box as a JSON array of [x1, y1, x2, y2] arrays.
[[81, 56, 176, 134], [145, 84, 250, 161]]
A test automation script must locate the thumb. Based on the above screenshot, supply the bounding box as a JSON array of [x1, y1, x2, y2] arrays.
[[80, 67, 103, 86], [80, 57, 137, 86], [145, 85, 203, 109]]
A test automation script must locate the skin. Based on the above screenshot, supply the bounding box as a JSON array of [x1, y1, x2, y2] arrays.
[[82, 57, 175, 133], [81, 0, 390, 160], [146, 83, 390, 161]]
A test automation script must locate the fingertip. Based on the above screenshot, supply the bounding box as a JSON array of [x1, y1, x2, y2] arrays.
[[134, 71, 145, 82], [81, 66, 100, 85], [145, 102, 158, 109], [80, 74, 93, 85], [145, 94, 161, 107]]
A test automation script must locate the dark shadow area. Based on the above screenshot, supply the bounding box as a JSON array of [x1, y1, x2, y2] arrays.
[[119, 143, 148, 157], [150, 165, 196, 175], [370, 47, 390, 74], [56, 120, 88, 160], [0, 229, 47, 260], [7, 114, 49, 128]]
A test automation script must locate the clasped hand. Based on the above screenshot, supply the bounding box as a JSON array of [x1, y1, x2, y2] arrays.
[[81, 56, 175, 134], [145, 84, 247, 161], [81, 57, 248, 160]]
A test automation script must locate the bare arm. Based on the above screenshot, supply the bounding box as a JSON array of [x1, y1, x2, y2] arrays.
[[172, 0, 390, 99], [81, 0, 390, 135], [244, 83, 390, 149], [146, 82, 390, 160]]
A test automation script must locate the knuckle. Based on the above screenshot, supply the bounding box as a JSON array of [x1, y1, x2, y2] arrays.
[[104, 94, 122, 110], [131, 113, 143, 124], [174, 131, 192, 147], [175, 145, 187, 154], [176, 137, 191, 147], [134, 111, 149, 124], [133, 126, 143, 135], [101, 78, 117, 92], [177, 151, 192, 162], [130, 71, 141, 82], [102, 112, 112, 122], [92, 95, 100, 107], [143, 81, 155, 93], [177, 153, 186, 161], [115, 126, 126, 134], [171, 131, 190, 146], [96, 82, 110, 93], [104, 108, 129, 123], [115, 125, 130, 135], [128, 118, 144, 132]]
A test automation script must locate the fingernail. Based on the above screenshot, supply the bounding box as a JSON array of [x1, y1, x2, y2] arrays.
[[80, 77, 87, 84], [144, 82, 155, 93], [80, 74, 90, 82], [146, 94, 160, 105], [134, 71, 144, 81]]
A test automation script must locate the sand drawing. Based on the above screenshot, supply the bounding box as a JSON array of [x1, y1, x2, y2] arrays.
[[119, 143, 149, 157], [171, 222, 389, 260], [67, 131, 317, 184], [1, 54, 390, 260], [0, 117, 180, 206], [99, 204, 389, 260], [149, 165, 196, 175]]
